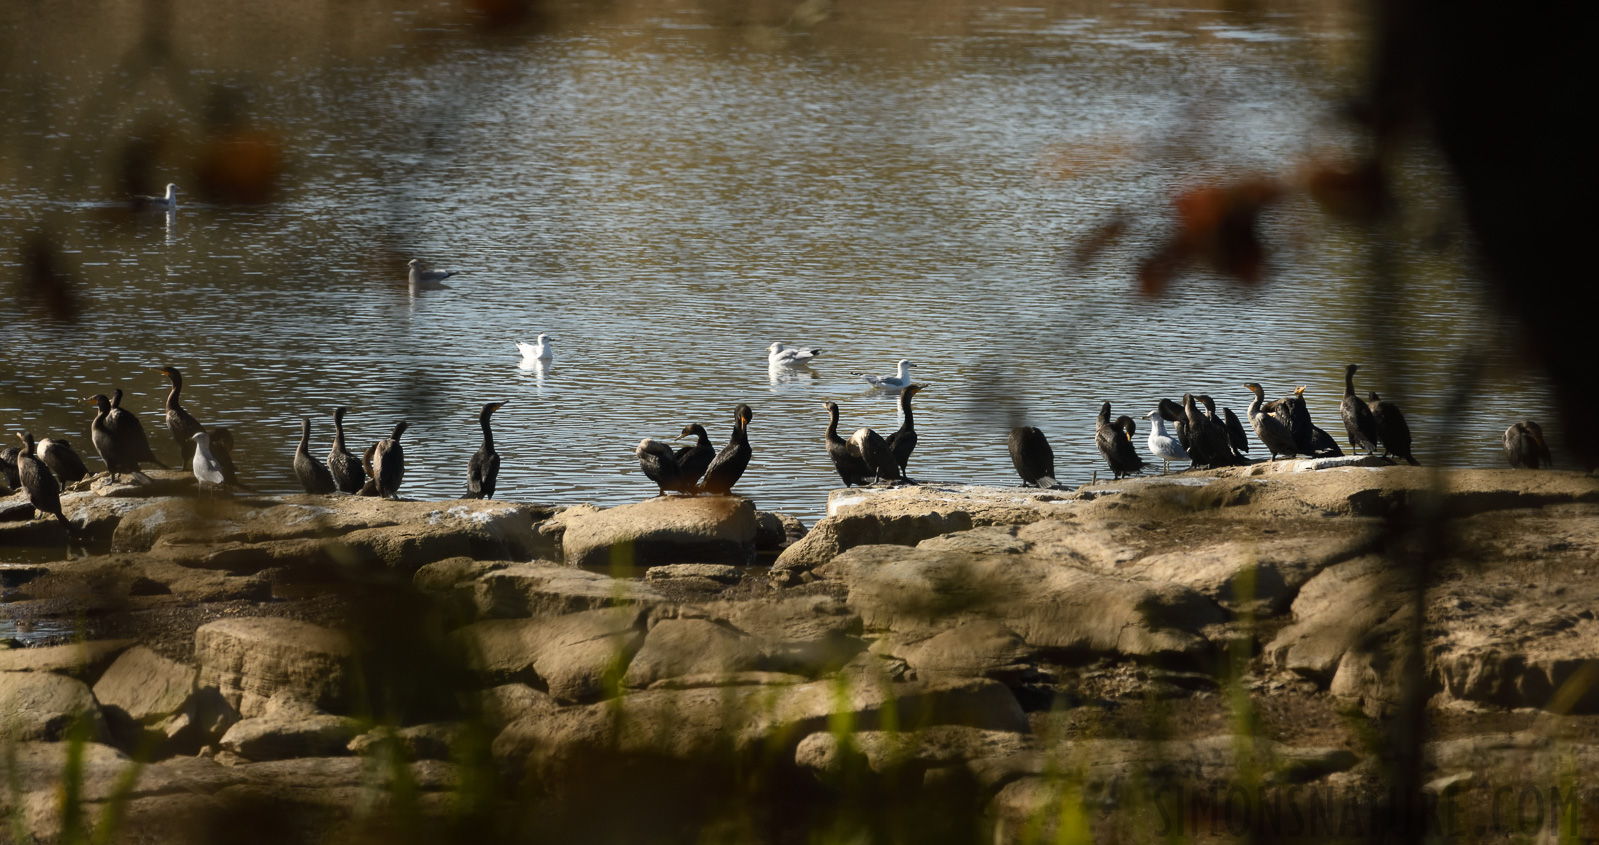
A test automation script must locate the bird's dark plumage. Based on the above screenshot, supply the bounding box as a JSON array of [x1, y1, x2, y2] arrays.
[[824, 402, 873, 487], [636, 438, 684, 495], [1158, 398, 1193, 452], [849, 426, 902, 485], [35, 437, 89, 484], [1244, 382, 1297, 460], [373, 421, 409, 499], [294, 417, 336, 494], [673, 424, 715, 488], [1367, 391, 1418, 465], [882, 383, 923, 480], [1008, 426, 1056, 488], [467, 402, 506, 499], [1181, 393, 1234, 469], [1222, 407, 1250, 455], [88, 393, 159, 479], [1096, 403, 1145, 479], [207, 426, 251, 490], [160, 366, 206, 469], [327, 407, 365, 493], [699, 404, 752, 495], [0, 446, 20, 490], [1504, 421, 1553, 469], [1341, 365, 1381, 455], [104, 389, 168, 470], [16, 433, 68, 530]]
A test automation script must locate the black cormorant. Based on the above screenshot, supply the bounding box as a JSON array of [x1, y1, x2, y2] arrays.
[[35, 437, 89, 484], [1269, 386, 1342, 458], [159, 366, 206, 468], [1341, 365, 1381, 455], [1096, 403, 1145, 479], [87, 393, 159, 480], [1368, 392, 1419, 465], [698, 404, 752, 495], [106, 389, 168, 469], [467, 401, 506, 499], [294, 417, 337, 494], [883, 383, 923, 480], [1196, 396, 1245, 462], [1182, 393, 1234, 468], [673, 424, 715, 489], [327, 407, 365, 493], [1008, 426, 1056, 488], [848, 426, 902, 485], [0, 446, 20, 489], [373, 421, 409, 499], [635, 439, 684, 496], [1504, 421, 1553, 469], [1157, 398, 1193, 452], [15, 433, 68, 530], [824, 402, 873, 487], [1244, 382, 1298, 460]]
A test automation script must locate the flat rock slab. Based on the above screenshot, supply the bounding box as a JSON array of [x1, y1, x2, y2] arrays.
[[820, 544, 1224, 664], [646, 563, 744, 583], [561, 496, 759, 568], [622, 618, 765, 688], [471, 562, 667, 619], [455, 606, 647, 702], [93, 645, 196, 724], [195, 617, 354, 718], [0, 639, 136, 677]]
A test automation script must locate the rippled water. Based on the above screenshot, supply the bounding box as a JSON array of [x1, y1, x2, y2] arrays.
[[0, 1, 1556, 533]]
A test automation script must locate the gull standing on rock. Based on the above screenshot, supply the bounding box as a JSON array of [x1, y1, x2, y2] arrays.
[[407, 259, 460, 290], [768, 342, 822, 367], [191, 432, 226, 489], [855, 359, 916, 390], [1142, 409, 1189, 474]]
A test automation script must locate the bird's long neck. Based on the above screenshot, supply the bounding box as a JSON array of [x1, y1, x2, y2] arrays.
[[1344, 368, 1356, 398], [480, 414, 495, 451], [732, 419, 749, 447], [333, 415, 347, 449], [1098, 404, 1111, 427], [899, 393, 915, 428], [1247, 391, 1263, 420], [826, 408, 841, 442], [298, 421, 310, 453], [165, 372, 183, 410]]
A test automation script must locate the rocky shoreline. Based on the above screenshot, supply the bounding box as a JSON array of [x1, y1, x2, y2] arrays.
[[4, 463, 1599, 842]]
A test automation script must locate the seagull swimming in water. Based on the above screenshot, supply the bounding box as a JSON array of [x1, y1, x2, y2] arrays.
[[407, 259, 461, 289], [767, 342, 822, 367], [854, 359, 916, 390], [517, 333, 553, 361], [1142, 409, 1190, 474], [132, 183, 178, 210]]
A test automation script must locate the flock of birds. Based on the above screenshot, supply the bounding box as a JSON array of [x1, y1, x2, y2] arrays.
[[4, 221, 1563, 539]]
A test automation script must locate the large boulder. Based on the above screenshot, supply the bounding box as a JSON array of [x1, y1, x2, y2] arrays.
[[1265, 555, 1416, 683], [454, 606, 647, 702], [677, 595, 865, 675], [621, 618, 765, 688], [560, 496, 759, 569], [0, 670, 108, 741], [218, 696, 361, 761], [195, 617, 354, 718], [820, 544, 1225, 665], [92, 645, 200, 752], [470, 561, 667, 619]]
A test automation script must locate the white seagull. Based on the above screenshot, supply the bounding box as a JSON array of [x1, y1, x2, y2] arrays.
[[191, 432, 226, 487], [517, 333, 553, 361], [1142, 409, 1190, 475], [132, 183, 178, 210], [767, 342, 822, 367], [855, 359, 916, 390], [407, 258, 461, 289]]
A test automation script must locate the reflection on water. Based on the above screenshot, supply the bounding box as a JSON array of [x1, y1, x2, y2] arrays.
[[0, 0, 1555, 527]]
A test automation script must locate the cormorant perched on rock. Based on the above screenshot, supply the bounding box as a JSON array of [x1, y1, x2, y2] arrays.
[[0, 446, 20, 489], [1142, 410, 1190, 474], [699, 404, 752, 495], [105, 389, 168, 469], [1196, 396, 1245, 462], [373, 421, 409, 499], [1182, 393, 1235, 469], [35, 437, 89, 484], [848, 426, 902, 485], [1096, 403, 1145, 479], [1223, 407, 1250, 456], [191, 432, 226, 489], [87, 393, 161, 480], [824, 402, 874, 487], [467, 402, 506, 499], [1504, 421, 1553, 469], [883, 384, 923, 480], [207, 427, 252, 490], [636, 439, 684, 496], [327, 408, 365, 493], [1367, 392, 1419, 465], [1341, 365, 1381, 455], [1268, 386, 1342, 458], [673, 424, 715, 489], [15, 433, 68, 530], [159, 366, 206, 469], [1244, 382, 1298, 461], [294, 417, 336, 494], [1008, 426, 1056, 489]]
